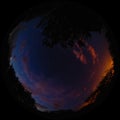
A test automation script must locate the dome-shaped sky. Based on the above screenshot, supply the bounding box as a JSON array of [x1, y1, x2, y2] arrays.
[[9, 4, 114, 112]]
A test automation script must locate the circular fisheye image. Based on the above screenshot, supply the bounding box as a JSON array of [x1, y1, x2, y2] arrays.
[[6, 1, 115, 119]]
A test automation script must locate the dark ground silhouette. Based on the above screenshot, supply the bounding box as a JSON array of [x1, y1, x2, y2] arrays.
[[6, 65, 36, 111]]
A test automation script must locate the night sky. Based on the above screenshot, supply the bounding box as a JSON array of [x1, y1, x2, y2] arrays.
[[9, 16, 114, 112]]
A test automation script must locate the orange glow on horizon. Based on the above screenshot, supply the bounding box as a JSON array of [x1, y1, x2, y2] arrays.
[[76, 91, 100, 110], [76, 37, 115, 111], [91, 45, 114, 92]]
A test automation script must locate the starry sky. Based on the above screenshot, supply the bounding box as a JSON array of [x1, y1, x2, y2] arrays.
[[9, 17, 114, 112]]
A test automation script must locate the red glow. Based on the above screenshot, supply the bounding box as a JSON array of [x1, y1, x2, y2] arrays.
[[87, 45, 98, 64], [73, 49, 87, 64]]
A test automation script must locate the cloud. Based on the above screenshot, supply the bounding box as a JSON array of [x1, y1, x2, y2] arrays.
[[20, 58, 66, 109], [87, 45, 98, 64], [20, 49, 96, 111], [72, 38, 99, 64], [20, 64, 85, 110], [73, 43, 87, 64], [73, 49, 87, 64]]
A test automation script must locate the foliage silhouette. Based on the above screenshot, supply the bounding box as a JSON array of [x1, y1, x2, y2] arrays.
[[37, 3, 106, 48], [7, 65, 36, 111]]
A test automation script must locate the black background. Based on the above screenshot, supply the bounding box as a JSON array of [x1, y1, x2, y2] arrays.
[[0, 0, 120, 119]]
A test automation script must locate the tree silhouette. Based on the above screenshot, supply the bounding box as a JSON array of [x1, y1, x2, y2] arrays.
[[79, 67, 114, 112], [7, 65, 36, 111], [37, 3, 106, 48]]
